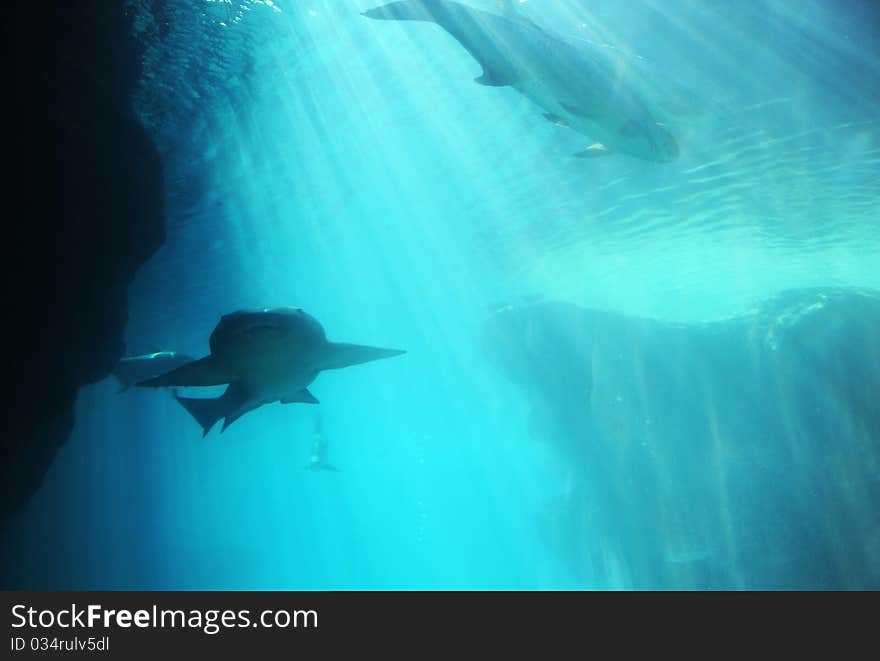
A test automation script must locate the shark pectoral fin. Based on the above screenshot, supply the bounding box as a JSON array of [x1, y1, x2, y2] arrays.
[[282, 389, 320, 405], [543, 113, 568, 127], [474, 69, 513, 87], [136, 355, 233, 387], [218, 383, 256, 433], [175, 382, 252, 436], [320, 342, 406, 371], [574, 143, 611, 158]]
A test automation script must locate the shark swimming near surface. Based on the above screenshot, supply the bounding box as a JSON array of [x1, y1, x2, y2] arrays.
[[363, 0, 680, 162], [138, 308, 405, 435]]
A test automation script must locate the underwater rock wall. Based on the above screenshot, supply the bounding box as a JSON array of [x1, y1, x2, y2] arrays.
[[482, 289, 880, 588], [6, 2, 164, 523]]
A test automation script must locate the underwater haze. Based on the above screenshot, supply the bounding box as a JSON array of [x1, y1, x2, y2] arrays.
[[3, 0, 879, 589]]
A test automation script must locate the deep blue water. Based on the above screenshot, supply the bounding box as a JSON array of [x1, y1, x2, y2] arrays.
[[4, 0, 879, 589]]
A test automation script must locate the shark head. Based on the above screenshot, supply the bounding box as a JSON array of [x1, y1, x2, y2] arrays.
[[208, 307, 327, 356]]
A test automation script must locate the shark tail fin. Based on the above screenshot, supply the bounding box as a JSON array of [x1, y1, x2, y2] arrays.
[[362, 0, 447, 22], [174, 390, 230, 437], [218, 384, 258, 434], [220, 410, 246, 434], [320, 342, 406, 371]]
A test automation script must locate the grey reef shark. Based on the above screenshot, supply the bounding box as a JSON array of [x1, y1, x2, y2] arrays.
[[363, 0, 680, 162], [138, 308, 405, 435]]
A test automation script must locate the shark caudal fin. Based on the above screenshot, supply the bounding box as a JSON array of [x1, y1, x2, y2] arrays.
[[136, 355, 235, 387], [174, 392, 227, 437], [173, 383, 251, 437], [319, 342, 406, 371], [362, 0, 448, 22]]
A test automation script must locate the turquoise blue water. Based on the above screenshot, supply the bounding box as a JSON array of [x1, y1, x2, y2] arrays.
[[7, 0, 880, 589]]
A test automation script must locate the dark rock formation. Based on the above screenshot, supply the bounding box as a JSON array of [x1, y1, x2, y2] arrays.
[[6, 2, 164, 523], [482, 289, 880, 588]]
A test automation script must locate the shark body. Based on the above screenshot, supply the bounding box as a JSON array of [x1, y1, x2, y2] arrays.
[[138, 308, 405, 435], [363, 0, 679, 162]]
